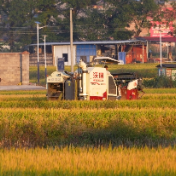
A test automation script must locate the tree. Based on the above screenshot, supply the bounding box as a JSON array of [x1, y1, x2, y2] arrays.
[[0, 0, 166, 50], [103, 0, 160, 38], [160, 1, 176, 35], [0, 0, 59, 51], [53, 0, 100, 41], [103, 0, 134, 39], [0, 0, 32, 51], [75, 9, 108, 41], [128, 0, 159, 37], [56, 0, 134, 41]]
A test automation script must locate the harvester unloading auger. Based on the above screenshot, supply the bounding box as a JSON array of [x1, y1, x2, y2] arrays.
[[46, 59, 144, 100]]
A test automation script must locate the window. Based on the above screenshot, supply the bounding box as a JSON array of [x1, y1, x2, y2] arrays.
[[63, 53, 68, 62]]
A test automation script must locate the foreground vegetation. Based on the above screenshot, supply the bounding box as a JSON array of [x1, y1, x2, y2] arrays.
[[0, 88, 176, 147], [1, 146, 176, 176], [0, 88, 176, 175], [0, 107, 176, 148]]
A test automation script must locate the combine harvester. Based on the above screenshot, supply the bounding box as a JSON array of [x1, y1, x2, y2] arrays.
[[46, 58, 144, 100]]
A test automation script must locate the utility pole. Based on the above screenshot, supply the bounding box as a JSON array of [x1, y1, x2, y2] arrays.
[[70, 8, 74, 72], [142, 43, 144, 63], [35, 21, 48, 84], [160, 31, 162, 68], [43, 35, 47, 87], [36, 22, 40, 84]]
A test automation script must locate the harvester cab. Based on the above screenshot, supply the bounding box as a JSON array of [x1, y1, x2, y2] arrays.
[[46, 59, 144, 100]]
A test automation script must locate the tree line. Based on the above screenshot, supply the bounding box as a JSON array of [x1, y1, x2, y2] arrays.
[[0, 0, 173, 52]]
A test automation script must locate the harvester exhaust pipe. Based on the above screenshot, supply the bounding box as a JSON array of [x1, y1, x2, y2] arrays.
[[78, 60, 87, 100]]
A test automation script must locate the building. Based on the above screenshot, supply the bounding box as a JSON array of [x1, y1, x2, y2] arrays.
[[0, 52, 29, 86], [29, 39, 147, 66], [156, 64, 176, 80]]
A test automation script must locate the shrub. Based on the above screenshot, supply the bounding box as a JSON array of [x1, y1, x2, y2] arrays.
[[143, 76, 176, 88]]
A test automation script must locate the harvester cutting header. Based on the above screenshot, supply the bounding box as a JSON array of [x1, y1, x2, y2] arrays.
[[46, 58, 144, 100]]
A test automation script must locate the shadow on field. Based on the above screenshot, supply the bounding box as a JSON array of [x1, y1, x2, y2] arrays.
[[1, 118, 176, 149], [66, 126, 176, 148]]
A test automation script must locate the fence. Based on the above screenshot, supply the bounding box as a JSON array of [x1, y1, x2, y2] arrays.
[[29, 53, 53, 66]]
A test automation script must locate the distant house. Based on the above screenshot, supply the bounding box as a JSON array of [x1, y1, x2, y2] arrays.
[[156, 64, 176, 80], [29, 39, 147, 66]]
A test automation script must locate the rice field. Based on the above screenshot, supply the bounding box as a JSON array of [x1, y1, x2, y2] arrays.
[[1, 146, 176, 176], [0, 88, 176, 175]]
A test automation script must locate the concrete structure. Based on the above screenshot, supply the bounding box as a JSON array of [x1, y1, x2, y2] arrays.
[[53, 45, 76, 66], [0, 51, 29, 86]]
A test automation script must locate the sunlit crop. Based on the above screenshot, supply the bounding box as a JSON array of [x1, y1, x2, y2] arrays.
[[0, 146, 176, 176], [0, 88, 176, 175]]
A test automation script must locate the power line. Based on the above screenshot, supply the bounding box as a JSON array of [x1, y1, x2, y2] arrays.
[[0, 22, 144, 29], [2, 28, 129, 35]]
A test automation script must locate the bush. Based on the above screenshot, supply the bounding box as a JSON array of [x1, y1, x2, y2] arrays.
[[143, 76, 176, 88]]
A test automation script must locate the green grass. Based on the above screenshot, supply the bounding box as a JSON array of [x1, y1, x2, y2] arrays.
[[30, 64, 176, 88], [0, 90, 46, 95], [144, 88, 176, 94], [109, 63, 158, 78], [29, 63, 159, 85], [30, 66, 76, 85]]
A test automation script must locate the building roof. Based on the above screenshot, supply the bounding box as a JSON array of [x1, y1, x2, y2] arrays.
[[137, 37, 176, 43], [156, 64, 176, 68], [30, 39, 147, 46]]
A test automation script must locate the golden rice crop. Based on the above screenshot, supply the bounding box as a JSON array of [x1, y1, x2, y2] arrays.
[[0, 99, 176, 109], [2, 93, 176, 101], [0, 107, 176, 147], [0, 89, 176, 175], [0, 146, 176, 176]]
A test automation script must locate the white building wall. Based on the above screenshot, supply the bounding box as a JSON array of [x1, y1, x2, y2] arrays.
[[54, 45, 76, 66]]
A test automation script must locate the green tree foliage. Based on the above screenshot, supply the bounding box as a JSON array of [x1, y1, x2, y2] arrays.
[[0, 0, 32, 51], [57, 0, 161, 40], [104, 0, 159, 38], [0, 0, 167, 50], [76, 9, 108, 41], [129, 0, 159, 37], [0, 0, 59, 51], [62, 0, 99, 16], [55, 0, 100, 41]]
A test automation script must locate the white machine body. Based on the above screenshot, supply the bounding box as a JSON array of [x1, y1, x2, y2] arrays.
[[46, 60, 143, 100]]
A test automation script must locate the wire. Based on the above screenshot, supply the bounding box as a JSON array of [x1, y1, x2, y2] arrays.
[[0, 22, 145, 29], [1, 29, 130, 35]]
